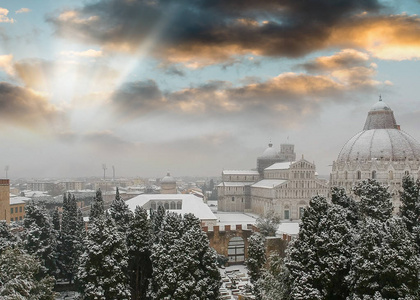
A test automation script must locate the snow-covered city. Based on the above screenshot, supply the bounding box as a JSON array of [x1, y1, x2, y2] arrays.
[[1, 0, 420, 299]]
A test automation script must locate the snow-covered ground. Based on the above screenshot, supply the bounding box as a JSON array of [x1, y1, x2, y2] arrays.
[[219, 264, 254, 299]]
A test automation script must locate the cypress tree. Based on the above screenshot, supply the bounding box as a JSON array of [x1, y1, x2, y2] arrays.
[[246, 232, 266, 299], [89, 189, 104, 222], [400, 175, 420, 249], [109, 187, 133, 234]]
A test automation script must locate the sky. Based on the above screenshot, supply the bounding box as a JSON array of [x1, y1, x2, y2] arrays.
[[1, 0, 420, 179]]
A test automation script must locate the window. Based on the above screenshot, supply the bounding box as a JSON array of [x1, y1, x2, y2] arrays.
[[151, 202, 157, 210], [15, 207, 18, 213], [232, 197, 235, 202], [357, 171, 361, 179], [10, 208, 13, 214], [389, 171, 393, 180], [164, 203, 169, 209], [344, 171, 348, 180], [405, 170, 409, 176], [228, 237, 245, 263], [284, 210, 290, 220], [372, 170, 376, 179], [19, 206, 22, 212]]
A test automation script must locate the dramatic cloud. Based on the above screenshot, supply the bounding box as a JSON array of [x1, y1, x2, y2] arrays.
[[111, 56, 382, 125], [15, 8, 31, 14], [60, 49, 103, 58], [0, 7, 14, 23], [48, 0, 384, 66], [0, 82, 62, 128]]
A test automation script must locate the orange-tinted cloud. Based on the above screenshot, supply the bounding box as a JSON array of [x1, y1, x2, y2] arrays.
[[0, 7, 15, 23], [0, 82, 62, 129]]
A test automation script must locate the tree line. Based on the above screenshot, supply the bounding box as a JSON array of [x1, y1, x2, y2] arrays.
[[0, 188, 221, 299]]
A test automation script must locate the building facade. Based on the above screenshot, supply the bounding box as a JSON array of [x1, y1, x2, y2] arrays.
[[331, 97, 420, 210], [218, 144, 328, 220]]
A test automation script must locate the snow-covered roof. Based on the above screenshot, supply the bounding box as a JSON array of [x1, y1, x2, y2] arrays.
[[222, 170, 259, 175], [259, 143, 278, 159], [338, 129, 420, 162], [251, 179, 287, 189], [10, 196, 30, 205], [265, 161, 294, 170], [125, 194, 217, 221], [217, 182, 252, 187]]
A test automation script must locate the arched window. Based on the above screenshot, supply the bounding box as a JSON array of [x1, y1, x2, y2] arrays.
[[372, 170, 376, 179], [176, 201, 182, 209], [357, 171, 361, 180], [170, 201, 175, 209], [164, 202, 169, 209], [388, 171, 393, 180], [405, 170, 409, 176], [228, 237, 245, 263]]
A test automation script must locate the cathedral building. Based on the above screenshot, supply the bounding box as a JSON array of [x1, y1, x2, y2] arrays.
[[331, 97, 420, 210], [218, 143, 329, 220]]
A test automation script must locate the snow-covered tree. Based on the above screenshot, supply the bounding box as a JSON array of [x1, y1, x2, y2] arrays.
[[0, 221, 15, 255], [246, 232, 266, 299], [150, 205, 166, 240], [78, 215, 130, 300], [59, 193, 83, 283], [258, 254, 291, 300], [286, 195, 355, 300], [400, 175, 420, 249], [255, 210, 281, 236], [127, 206, 152, 300], [331, 186, 360, 224], [148, 212, 220, 299], [0, 248, 56, 300], [348, 217, 419, 299], [352, 179, 393, 222], [51, 207, 60, 232], [109, 187, 133, 234], [23, 202, 58, 278], [89, 189, 104, 222]]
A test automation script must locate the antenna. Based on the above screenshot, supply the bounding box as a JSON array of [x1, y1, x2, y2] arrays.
[[4, 166, 9, 179], [112, 166, 115, 181], [102, 164, 107, 181]]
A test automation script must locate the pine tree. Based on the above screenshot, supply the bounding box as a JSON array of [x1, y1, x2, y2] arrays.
[[348, 217, 419, 299], [78, 215, 130, 300], [148, 212, 220, 299], [258, 254, 291, 300], [59, 193, 81, 283], [352, 179, 393, 222], [89, 189, 104, 222], [331, 186, 360, 224], [0, 221, 15, 255], [109, 187, 133, 234], [400, 175, 420, 249], [51, 208, 60, 232], [0, 248, 56, 299], [126, 206, 152, 300], [24, 201, 58, 278], [246, 232, 266, 299], [150, 205, 166, 241]]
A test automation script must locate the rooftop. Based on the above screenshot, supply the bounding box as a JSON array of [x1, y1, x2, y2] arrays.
[[251, 179, 287, 188]]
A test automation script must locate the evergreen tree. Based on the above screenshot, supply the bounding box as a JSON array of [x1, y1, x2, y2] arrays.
[[286, 195, 355, 300], [348, 217, 419, 299], [59, 193, 81, 283], [127, 206, 152, 300], [78, 215, 130, 300], [148, 213, 220, 299], [0, 248, 56, 299], [24, 202, 57, 278], [150, 205, 166, 240], [258, 254, 291, 300], [51, 208, 60, 232], [0, 221, 15, 255], [400, 175, 420, 249], [246, 232, 266, 299], [89, 189, 104, 222], [352, 179, 393, 222], [109, 187, 133, 233], [331, 186, 360, 224]]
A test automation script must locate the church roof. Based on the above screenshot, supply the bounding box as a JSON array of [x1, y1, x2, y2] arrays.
[[222, 170, 259, 175], [161, 172, 176, 183], [265, 161, 294, 170], [251, 179, 287, 189]]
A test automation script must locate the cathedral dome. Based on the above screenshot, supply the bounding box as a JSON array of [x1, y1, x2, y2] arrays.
[[338, 96, 420, 162], [161, 172, 176, 184], [260, 143, 278, 159], [337, 129, 420, 162]]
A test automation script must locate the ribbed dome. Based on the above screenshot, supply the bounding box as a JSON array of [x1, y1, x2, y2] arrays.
[[260, 143, 278, 159], [161, 172, 176, 183], [338, 129, 420, 162]]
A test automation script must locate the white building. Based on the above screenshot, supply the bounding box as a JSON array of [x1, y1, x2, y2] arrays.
[[125, 194, 217, 227], [218, 143, 328, 220], [331, 97, 420, 210]]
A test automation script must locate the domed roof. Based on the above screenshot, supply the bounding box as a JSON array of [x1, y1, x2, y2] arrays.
[[337, 129, 420, 162], [370, 96, 391, 111], [161, 172, 176, 184], [260, 143, 278, 159]]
